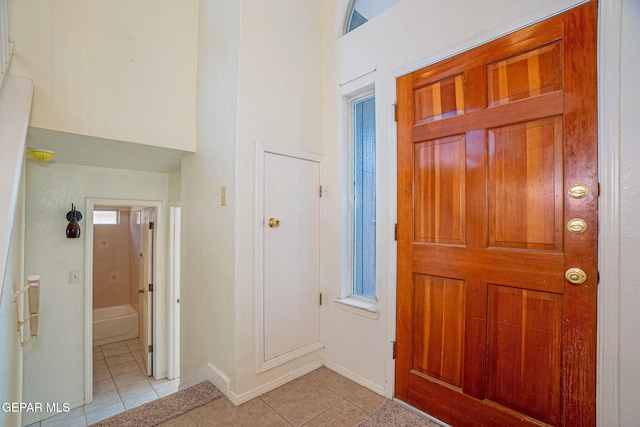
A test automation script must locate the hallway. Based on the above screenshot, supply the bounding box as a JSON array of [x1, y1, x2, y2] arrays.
[[24, 339, 179, 426]]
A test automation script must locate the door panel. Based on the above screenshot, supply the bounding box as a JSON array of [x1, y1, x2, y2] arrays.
[[141, 208, 154, 377], [263, 152, 321, 362], [488, 117, 563, 250], [414, 134, 466, 245], [412, 275, 465, 388], [396, 3, 597, 426]]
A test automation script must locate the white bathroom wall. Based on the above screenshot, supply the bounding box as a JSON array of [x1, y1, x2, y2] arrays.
[[7, 0, 199, 152], [22, 162, 169, 425]]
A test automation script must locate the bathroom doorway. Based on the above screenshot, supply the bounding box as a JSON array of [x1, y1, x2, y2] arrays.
[[84, 198, 175, 405]]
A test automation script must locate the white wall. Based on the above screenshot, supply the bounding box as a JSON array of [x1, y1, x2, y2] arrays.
[[181, 0, 325, 399], [179, 0, 241, 392], [233, 0, 325, 396], [22, 163, 169, 425], [7, 0, 199, 152], [618, 0, 640, 424], [0, 73, 32, 427], [0, 165, 25, 427]]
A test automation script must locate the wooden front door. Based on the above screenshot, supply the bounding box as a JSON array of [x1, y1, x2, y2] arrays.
[[395, 3, 597, 426]]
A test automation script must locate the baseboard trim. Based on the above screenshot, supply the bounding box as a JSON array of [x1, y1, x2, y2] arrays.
[[323, 361, 386, 396], [228, 360, 324, 406], [180, 363, 230, 397]]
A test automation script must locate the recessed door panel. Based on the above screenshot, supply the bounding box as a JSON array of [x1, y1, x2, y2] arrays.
[[414, 135, 466, 245], [488, 117, 563, 250], [262, 152, 321, 363]]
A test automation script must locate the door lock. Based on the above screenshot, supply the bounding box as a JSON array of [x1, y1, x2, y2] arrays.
[[565, 268, 587, 285]]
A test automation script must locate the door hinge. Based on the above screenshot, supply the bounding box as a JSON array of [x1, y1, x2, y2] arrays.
[[392, 341, 397, 359], [319, 185, 323, 198], [148, 345, 153, 353], [393, 103, 398, 122], [148, 283, 154, 292], [598, 182, 601, 197], [394, 223, 398, 241], [319, 292, 323, 305], [149, 221, 154, 230]]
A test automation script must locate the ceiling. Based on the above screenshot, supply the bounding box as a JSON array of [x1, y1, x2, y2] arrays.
[[25, 127, 193, 173]]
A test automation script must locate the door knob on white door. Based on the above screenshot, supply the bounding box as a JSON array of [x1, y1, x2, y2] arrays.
[[268, 218, 281, 228]]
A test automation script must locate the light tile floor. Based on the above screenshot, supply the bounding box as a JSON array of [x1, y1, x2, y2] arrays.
[[27, 345, 432, 427], [158, 367, 391, 427], [25, 338, 180, 427]]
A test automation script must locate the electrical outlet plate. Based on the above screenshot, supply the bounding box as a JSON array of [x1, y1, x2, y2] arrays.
[[70, 270, 82, 284]]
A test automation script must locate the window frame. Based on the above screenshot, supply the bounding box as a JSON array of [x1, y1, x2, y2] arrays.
[[334, 87, 380, 319], [350, 93, 377, 301], [93, 209, 120, 225]]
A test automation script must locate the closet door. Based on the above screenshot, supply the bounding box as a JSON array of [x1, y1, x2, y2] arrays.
[[258, 148, 323, 372]]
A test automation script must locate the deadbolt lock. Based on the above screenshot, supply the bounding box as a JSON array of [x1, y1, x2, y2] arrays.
[[565, 268, 587, 285], [268, 218, 281, 228], [567, 218, 588, 234], [568, 183, 589, 199]]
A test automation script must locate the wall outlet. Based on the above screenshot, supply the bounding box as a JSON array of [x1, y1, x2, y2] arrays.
[[70, 270, 82, 284]]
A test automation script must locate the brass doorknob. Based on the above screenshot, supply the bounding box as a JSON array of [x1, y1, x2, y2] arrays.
[[268, 218, 280, 228], [565, 268, 587, 285]]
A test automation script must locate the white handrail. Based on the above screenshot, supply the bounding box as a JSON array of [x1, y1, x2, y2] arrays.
[[0, 0, 13, 90]]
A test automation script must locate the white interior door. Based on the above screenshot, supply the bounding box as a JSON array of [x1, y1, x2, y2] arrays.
[[262, 151, 321, 364], [141, 207, 155, 377]]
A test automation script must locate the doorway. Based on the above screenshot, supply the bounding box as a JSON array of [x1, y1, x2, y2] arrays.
[[84, 198, 177, 405], [395, 3, 597, 426]]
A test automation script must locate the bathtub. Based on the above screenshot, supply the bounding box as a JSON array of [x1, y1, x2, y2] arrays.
[[93, 304, 139, 346]]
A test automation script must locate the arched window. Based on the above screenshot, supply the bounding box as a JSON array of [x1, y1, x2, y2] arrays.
[[345, 0, 400, 34]]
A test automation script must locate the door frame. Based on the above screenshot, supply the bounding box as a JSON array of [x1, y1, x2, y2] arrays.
[[84, 198, 165, 404], [168, 204, 181, 380], [383, 1, 621, 425], [255, 143, 324, 373]]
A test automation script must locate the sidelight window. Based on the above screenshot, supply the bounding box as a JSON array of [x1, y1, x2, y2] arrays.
[[352, 94, 376, 300]]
